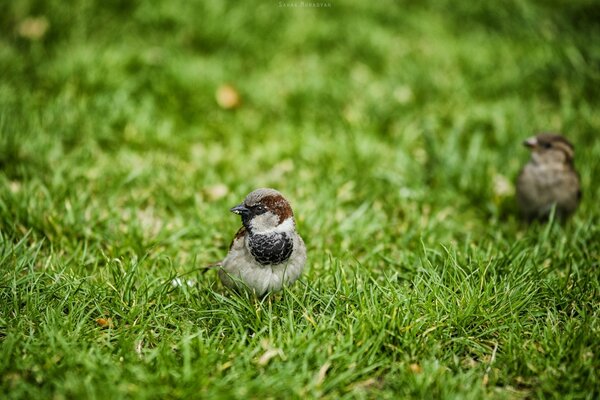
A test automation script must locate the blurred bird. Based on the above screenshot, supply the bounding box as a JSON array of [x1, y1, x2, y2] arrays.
[[213, 188, 306, 297], [516, 133, 581, 221]]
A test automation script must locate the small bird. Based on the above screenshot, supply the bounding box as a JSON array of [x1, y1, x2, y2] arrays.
[[516, 133, 581, 221], [215, 188, 306, 297]]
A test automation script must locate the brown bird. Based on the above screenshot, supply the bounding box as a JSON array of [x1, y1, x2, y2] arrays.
[[516, 133, 581, 221], [214, 188, 306, 297]]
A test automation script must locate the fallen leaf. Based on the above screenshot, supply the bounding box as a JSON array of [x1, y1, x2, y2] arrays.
[[409, 363, 422, 374], [216, 84, 241, 109], [96, 317, 114, 329], [205, 184, 229, 201], [17, 16, 49, 40]]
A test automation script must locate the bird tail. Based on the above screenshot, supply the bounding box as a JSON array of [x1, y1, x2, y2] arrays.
[[200, 261, 222, 273]]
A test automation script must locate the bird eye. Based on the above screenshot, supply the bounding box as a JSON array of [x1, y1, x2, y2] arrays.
[[541, 142, 552, 149]]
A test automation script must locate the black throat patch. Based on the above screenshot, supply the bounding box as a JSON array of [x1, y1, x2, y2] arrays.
[[248, 232, 294, 265]]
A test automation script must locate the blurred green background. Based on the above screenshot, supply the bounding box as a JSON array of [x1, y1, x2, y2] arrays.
[[1, 0, 598, 260], [1, 0, 599, 398]]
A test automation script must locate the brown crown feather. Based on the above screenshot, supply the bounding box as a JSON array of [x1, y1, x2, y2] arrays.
[[535, 133, 575, 161], [260, 194, 293, 223]]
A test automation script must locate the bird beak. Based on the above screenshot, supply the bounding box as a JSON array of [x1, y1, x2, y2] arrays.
[[523, 137, 537, 148], [230, 204, 249, 215]]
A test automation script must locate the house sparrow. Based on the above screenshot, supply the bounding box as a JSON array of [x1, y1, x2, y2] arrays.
[[516, 133, 581, 221], [216, 188, 306, 297]]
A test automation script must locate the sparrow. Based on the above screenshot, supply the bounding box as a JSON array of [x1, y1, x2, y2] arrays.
[[216, 188, 306, 297], [516, 133, 581, 221]]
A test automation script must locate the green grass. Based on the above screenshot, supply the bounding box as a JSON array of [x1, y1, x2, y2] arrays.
[[1, 0, 599, 398]]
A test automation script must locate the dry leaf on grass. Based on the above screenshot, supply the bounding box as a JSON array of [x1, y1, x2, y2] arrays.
[[205, 184, 229, 201], [17, 16, 49, 40], [96, 317, 114, 329], [409, 363, 422, 374], [216, 84, 241, 109]]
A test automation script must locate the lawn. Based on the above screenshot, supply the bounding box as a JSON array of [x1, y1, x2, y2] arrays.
[[1, 0, 599, 398]]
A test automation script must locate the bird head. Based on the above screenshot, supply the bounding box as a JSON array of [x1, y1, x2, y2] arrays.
[[523, 133, 575, 165], [230, 188, 295, 234]]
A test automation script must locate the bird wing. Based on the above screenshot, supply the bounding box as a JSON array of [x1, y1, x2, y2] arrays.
[[201, 226, 247, 272], [229, 226, 247, 250]]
